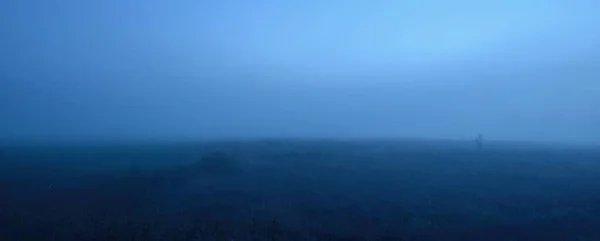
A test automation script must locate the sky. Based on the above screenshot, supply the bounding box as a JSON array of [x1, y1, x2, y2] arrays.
[[1, 0, 599, 144]]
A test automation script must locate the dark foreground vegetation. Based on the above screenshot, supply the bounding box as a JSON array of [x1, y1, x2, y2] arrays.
[[1, 140, 600, 240]]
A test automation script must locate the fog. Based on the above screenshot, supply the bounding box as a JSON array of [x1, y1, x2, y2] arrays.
[[1, 0, 599, 144]]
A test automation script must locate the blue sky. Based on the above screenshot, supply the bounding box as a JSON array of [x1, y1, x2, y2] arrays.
[[1, 0, 599, 143]]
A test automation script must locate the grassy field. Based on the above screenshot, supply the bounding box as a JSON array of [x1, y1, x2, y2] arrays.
[[1, 140, 600, 240]]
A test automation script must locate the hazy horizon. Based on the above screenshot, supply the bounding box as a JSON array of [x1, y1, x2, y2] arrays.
[[2, 0, 599, 144]]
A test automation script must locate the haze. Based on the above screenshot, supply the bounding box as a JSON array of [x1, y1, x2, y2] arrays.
[[1, 0, 599, 144]]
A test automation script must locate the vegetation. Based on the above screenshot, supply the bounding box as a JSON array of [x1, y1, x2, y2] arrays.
[[1, 141, 600, 240]]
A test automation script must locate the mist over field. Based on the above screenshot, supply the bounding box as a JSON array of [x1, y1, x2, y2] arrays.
[[2, 0, 599, 144], [1, 0, 600, 240]]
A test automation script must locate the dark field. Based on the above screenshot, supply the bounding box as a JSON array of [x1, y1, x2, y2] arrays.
[[1, 140, 600, 240]]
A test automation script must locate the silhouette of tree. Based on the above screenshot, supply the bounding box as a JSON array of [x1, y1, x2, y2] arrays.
[[475, 134, 484, 150]]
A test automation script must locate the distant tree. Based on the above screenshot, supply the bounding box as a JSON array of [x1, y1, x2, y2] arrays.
[[475, 134, 484, 150]]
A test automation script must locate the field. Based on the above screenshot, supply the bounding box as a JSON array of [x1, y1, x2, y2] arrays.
[[1, 140, 600, 240]]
